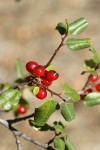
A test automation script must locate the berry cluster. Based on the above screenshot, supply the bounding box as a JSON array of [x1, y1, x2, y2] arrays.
[[81, 75, 100, 100], [89, 75, 100, 92], [25, 61, 59, 100]]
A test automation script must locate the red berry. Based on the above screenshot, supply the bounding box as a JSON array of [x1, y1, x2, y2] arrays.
[[33, 65, 45, 77], [85, 88, 93, 94], [96, 83, 100, 92], [18, 105, 27, 114], [36, 87, 47, 99], [41, 76, 52, 86], [89, 75, 98, 82], [26, 61, 38, 73], [46, 70, 59, 81]]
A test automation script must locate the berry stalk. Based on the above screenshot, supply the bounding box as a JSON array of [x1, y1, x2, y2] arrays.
[[45, 34, 68, 68]]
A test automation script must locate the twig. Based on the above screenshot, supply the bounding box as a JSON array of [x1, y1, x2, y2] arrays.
[[0, 119, 48, 149], [7, 112, 34, 124], [13, 132, 22, 150], [45, 34, 68, 68], [32, 79, 66, 101], [82, 74, 91, 90]]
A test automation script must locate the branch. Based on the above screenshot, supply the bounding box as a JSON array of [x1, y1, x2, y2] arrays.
[[32, 79, 66, 101], [7, 112, 34, 124], [0, 119, 48, 149], [45, 34, 68, 68], [13, 132, 22, 150]]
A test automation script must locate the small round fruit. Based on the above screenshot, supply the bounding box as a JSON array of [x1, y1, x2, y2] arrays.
[[36, 87, 47, 99], [41, 77, 52, 86], [26, 61, 38, 73], [96, 83, 100, 92], [33, 65, 45, 77], [85, 88, 93, 94], [18, 105, 27, 114], [46, 70, 59, 81], [89, 75, 98, 82]]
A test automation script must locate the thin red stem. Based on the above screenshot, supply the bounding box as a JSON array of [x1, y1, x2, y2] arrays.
[[32, 80, 66, 101], [45, 34, 68, 68]]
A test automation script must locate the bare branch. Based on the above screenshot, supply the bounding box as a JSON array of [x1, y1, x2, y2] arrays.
[[13, 132, 22, 150], [0, 119, 48, 149], [45, 34, 68, 68]]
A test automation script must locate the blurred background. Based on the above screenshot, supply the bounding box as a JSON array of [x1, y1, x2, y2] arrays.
[[0, 0, 100, 149]]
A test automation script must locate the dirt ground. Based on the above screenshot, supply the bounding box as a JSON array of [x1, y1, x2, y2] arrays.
[[0, 0, 100, 150]]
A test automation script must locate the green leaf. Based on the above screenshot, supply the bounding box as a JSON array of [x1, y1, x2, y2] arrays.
[[29, 120, 54, 131], [53, 138, 65, 150], [33, 100, 59, 126], [61, 102, 75, 122], [85, 59, 96, 69], [53, 121, 65, 134], [0, 89, 22, 110], [65, 136, 76, 150], [46, 65, 54, 71], [64, 84, 80, 102], [84, 92, 100, 106], [15, 60, 24, 79], [89, 47, 100, 64], [81, 70, 97, 76], [33, 86, 39, 95], [68, 17, 88, 35], [66, 38, 91, 51], [55, 22, 68, 35], [83, 59, 97, 76]]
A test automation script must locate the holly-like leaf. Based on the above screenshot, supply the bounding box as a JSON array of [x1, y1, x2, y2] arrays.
[[66, 38, 91, 51], [15, 59, 24, 79], [61, 102, 75, 122], [55, 22, 68, 35], [68, 17, 88, 35], [65, 136, 76, 150], [64, 84, 80, 102], [84, 92, 100, 106], [89, 47, 100, 64], [53, 138, 65, 150], [0, 89, 22, 110], [33, 100, 59, 126]]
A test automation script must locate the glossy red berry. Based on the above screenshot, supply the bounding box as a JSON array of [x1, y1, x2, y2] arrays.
[[26, 61, 38, 73], [89, 75, 98, 82], [46, 70, 59, 81], [41, 77, 52, 86], [18, 105, 27, 114], [33, 65, 45, 77], [96, 83, 100, 92], [36, 87, 47, 99]]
